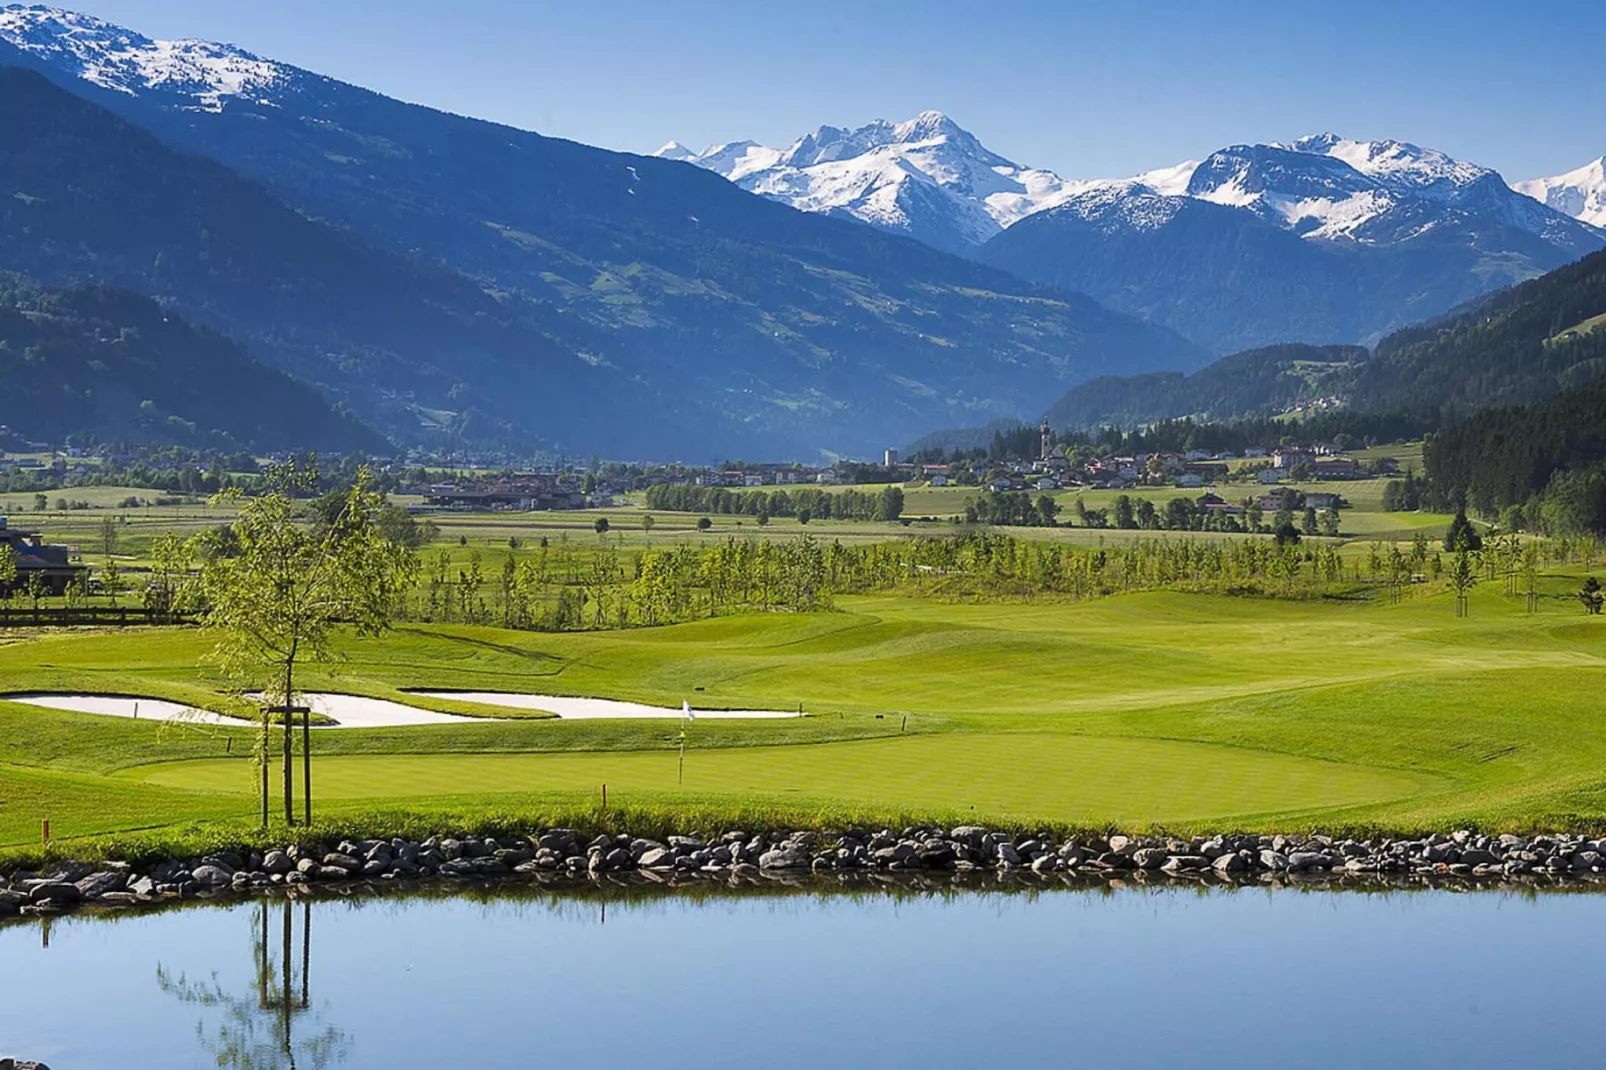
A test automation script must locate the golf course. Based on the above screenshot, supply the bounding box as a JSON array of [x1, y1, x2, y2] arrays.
[[2, 567, 1602, 852]]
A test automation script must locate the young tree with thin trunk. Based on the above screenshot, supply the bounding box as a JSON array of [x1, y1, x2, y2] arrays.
[[99, 514, 119, 561], [194, 460, 416, 829], [25, 569, 48, 618], [0, 543, 15, 623], [1449, 546, 1480, 618]]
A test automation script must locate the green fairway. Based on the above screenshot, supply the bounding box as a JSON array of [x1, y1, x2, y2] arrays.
[[128, 733, 1439, 825], [2, 567, 1604, 847]]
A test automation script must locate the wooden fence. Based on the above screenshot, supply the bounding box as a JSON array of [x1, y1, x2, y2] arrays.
[[0, 607, 192, 628]]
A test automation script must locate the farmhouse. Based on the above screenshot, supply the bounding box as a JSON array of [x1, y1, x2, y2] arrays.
[[1274, 449, 1313, 470], [0, 518, 84, 594], [1258, 488, 1301, 513]]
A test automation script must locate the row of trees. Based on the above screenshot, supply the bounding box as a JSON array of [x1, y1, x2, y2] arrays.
[[1069, 494, 1339, 537], [395, 530, 1449, 632], [643, 482, 905, 523], [963, 491, 1061, 527]]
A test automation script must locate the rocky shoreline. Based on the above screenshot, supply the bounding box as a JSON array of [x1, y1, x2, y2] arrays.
[[6, 826, 1606, 920]]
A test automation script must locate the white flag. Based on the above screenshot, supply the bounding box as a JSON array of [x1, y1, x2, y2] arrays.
[[683, 700, 695, 722]]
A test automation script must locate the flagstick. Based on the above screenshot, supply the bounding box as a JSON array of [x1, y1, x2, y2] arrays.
[[678, 699, 693, 786]]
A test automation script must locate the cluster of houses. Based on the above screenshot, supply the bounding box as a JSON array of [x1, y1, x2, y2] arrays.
[[955, 443, 1390, 496], [410, 438, 1397, 514]]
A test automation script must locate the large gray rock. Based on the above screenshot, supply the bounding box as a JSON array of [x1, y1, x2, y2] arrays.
[[1212, 853, 1247, 874], [758, 848, 809, 870], [75, 872, 126, 899], [261, 850, 294, 875], [638, 848, 677, 869], [1287, 852, 1331, 871], [1132, 848, 1169, 869], [190, 865, 233, 888], [27, 882, 81, 905]]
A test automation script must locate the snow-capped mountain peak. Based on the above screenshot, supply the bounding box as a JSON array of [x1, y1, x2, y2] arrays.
[[1287, 132, 1490, 194], [1514, 156, 1606, 229], [653, 112, 1087, 253], [651, 140, 699, 162], [0, 4, 287, 110], [662, 112, 1598, 256]]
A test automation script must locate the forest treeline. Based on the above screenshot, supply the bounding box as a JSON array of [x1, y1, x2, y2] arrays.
[[1425, 374, 1606, 534]]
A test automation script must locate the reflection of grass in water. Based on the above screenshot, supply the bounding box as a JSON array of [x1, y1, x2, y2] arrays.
[[156, 899, 349, 1070]]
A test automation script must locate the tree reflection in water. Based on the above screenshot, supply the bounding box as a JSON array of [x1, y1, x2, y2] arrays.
[[157, 898, 350, 1069]]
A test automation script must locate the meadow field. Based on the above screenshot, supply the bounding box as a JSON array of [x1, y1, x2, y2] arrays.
[[1, 562, 1602, 852]]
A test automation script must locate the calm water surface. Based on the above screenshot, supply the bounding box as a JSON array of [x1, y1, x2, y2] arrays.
[[0, 884, 1600, 1068]]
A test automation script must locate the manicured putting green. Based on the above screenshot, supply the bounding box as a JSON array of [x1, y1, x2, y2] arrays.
[[129, 733, 1438, 825]]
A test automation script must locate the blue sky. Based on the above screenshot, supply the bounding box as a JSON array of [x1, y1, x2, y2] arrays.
[[79, 0, 1603, 181]]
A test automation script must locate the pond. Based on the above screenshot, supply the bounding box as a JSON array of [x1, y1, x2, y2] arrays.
[[1, 882, 1600, 1068]]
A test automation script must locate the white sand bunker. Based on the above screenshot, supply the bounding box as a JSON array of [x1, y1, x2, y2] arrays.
[[7, 693, 498, 728], [250, 692, 501, 728], [7, 694, 236, 725], [413, 691, 802, 720]]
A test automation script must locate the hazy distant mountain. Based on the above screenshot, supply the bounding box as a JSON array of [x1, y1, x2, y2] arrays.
[[1515, 157, 1606, 229], [668, 112, 1605, 354], [0, 65, 606, 451], [0, 7, 1203, 458], [980, 136, 1605, 353]]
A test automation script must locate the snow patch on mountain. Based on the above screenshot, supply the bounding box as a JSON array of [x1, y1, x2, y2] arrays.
[[0, 4, 287, 110], [1515, 157, 1606, 229]]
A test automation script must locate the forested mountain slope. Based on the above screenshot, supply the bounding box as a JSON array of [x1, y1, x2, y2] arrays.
[[1044, 344, 1366, 430], [1352, 246, 1606, 416], [1425, 375, 1606, 532], [0, 277, 383, 451], [1034, 247, 1606, 434]]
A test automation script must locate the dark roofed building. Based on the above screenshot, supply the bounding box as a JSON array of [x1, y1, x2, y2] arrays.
[[0, 518, 84, 594]]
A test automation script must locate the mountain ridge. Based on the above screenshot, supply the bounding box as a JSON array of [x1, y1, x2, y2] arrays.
[[0, 6, 1205, 458]]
